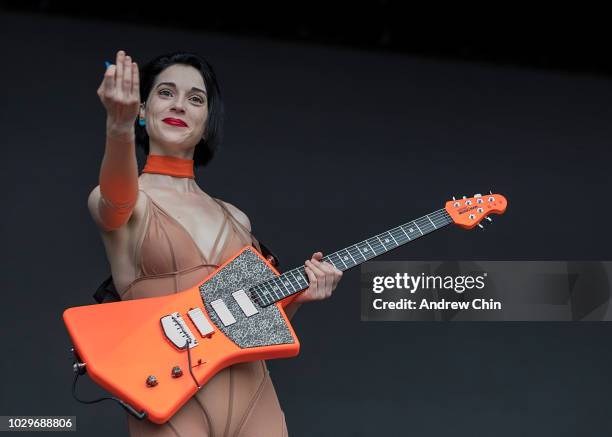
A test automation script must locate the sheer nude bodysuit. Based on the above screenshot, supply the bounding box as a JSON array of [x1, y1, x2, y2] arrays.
[[99, 172, 288, 437]]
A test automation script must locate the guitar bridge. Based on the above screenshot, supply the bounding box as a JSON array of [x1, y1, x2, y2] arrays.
[[160, 312, 198, 349]]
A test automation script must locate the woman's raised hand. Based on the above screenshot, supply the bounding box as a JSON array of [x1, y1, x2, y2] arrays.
[[97, 50, 140, 136]]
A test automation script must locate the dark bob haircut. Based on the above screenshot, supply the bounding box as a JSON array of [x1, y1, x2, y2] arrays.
[[135, 52, 224, 168]]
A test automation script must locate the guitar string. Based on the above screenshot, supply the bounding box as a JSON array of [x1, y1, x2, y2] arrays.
[[251, 208, 464, 305], [252, 208, 453, 303], [252, 203, 499, 306]]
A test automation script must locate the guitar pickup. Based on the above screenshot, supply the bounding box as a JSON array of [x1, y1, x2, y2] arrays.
[[187, 307, 215, 337], [210, 299, 236, 326], [232, 289, 259, 317], [160, 312, 198, 350]]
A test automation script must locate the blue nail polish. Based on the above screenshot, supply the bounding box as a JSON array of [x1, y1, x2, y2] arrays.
[[105, 61, 112, 69]]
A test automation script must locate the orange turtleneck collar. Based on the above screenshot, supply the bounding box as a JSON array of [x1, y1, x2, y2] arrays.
[[142, 154, 195, 179]]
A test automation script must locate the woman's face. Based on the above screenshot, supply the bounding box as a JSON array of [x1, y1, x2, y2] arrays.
[[143, 64, 208, 153]]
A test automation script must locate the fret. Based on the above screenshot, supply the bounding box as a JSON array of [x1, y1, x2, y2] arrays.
[[389, 228, 406, 244], [323, 255, 346, 271], [375, 235, 388, 251], [415, 216, 434, 234], [293, 270, 307, 288], [291, 269, 309, 289], [276, 276, 293, 297], [399, 225, 412, 241], [333, 252, 348, 269], [249, 285, 262, 304], [427, 215, 437, 229], [356, 242, 374, 259], [387, 231, 399, 246], [255, 294, 270, 307], [283, 272, 301, 292], [262, 288, 274, 306], [260, 283, 273, 298], [345, 247, 358, 264], [269, 281, 284, 300], [352, 244, 370, 262], [257, 284, 273, 306], [280, 274, 298, 292], [440, 213, 452, 226], [411, 221, 424, 236], [365, 240, 378, 256], [266, 281, 278, 300], [368, 237, 384, 255], [435, 210, 452, 226], [337, 249, 355, 268], [321, 256, 333, 268], [328, 253, 344, 270], [378, 233, 397, 250], [346, 246, 365, 265]]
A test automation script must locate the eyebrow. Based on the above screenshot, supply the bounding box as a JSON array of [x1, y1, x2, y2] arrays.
[[156, 82, 207, 95]]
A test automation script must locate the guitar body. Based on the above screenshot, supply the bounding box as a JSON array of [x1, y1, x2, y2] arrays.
[[63, 246, 300, 424]]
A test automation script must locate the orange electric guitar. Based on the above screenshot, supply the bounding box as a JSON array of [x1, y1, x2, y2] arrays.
[[64, 193, 507, 423]]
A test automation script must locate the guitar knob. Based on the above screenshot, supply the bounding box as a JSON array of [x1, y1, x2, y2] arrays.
[[172, 366, 183, 378], [146, 375, 158, 387]]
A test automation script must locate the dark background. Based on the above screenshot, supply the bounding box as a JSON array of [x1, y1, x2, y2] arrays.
[[1, 6, 611, 436]]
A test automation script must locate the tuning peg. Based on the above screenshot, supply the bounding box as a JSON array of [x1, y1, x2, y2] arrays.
[[485, 217, 492, 222], [452, 196, 456, 200], [474, 193, 482, 197], [489, 190, 493, 195], [462, 195, 467, 199], [478, 224, 484, 229]]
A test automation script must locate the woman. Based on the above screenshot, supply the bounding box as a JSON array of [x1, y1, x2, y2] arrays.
[[88, 50, 343, 436]]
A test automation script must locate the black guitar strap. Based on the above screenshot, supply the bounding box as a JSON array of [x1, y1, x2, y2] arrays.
[[92, 236, 280, 304]]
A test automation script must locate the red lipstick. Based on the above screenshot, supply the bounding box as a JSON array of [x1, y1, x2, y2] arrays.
[[162, 118, 188, 127]]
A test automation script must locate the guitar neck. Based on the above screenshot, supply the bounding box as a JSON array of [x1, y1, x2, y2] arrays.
[[251, 208, 453, 307]]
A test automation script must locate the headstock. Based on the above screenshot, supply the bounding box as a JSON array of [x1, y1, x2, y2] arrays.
[[445, 193, 508, 229]]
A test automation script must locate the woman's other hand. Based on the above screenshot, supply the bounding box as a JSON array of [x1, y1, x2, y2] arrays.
[[293, 252, 343, 303], [97, 50, 140, 137]]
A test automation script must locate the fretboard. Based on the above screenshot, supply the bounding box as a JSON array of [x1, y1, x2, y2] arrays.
[[250, 208, 453, 307]]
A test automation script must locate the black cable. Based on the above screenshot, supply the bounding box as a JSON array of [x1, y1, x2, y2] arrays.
[[71, 367, 147, 420]]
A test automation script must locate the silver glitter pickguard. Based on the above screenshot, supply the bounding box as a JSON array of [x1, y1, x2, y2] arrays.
[[199, 247, 295, 348]]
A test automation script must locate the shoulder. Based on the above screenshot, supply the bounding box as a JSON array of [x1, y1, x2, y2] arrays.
[[219, 200, 252, 232]]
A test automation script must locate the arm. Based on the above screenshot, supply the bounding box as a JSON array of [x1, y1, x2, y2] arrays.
[[90, 50, 141, 231]]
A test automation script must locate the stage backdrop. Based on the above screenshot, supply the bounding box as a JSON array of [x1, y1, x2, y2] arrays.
[[1, 11, 611, 437]]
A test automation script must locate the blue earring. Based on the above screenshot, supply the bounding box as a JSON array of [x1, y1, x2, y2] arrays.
[[138, 118, 146, 127]]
